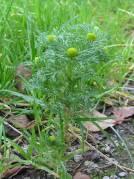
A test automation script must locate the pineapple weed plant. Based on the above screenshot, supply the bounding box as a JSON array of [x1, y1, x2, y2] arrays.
[[25, 25, 110, 177], [1, 24, 118, 178]]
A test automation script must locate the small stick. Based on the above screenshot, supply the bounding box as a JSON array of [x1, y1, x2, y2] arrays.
[[4, 121, 22, 135], [104, 44, 134, 49], [118, 8, 134, 17]]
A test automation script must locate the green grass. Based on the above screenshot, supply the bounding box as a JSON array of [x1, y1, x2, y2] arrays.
[[0, 0, 134, 178]]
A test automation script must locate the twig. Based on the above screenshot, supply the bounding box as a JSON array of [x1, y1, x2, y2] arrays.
[[4, 121, 22, 135], [98, 163, 113, 170], [104, 44, 134, 49], [123, 87, 134, 94], [118, 8, 134, 17]]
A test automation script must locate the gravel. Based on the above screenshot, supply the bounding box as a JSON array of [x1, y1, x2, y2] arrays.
[[118, 171, 127, 177], [74, 154, 83, 162]]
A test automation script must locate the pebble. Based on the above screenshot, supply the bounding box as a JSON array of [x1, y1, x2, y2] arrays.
[[94, 133, 103, 141], [110, 175, 120, 179], [69, 145, 78, 152], [74, 154, 83, 162], [73, 172, 91, 179], [84, 161, 91, 167], [103, 176, 110, 179], [103, 144, 111, 153], [84, 161, 95, 167], [118, 172, 127, 177], [47, 174, 53, 179], [113, 140, 119, 147], [84, 151, 100, 162], [84, 161, 98, 173], [108, 158, 118, 165]]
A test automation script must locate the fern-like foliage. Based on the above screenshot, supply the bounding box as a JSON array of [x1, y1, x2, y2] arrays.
[[28, 24, 109, 116]]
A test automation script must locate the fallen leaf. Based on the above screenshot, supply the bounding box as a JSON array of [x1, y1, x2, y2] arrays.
[[84, 106, 134, 132], [27, 120, 35, 129], [16, 64, 32, 78], [113, 106, 134, 124], [5, 126, 20, 138], [7, 115, 31, 128], [2, 167, 24, 178], [15, 64, 32, 92], [73, 172, 91, 179], [84, 111, 115, 132], [2, 166, 31, 178]]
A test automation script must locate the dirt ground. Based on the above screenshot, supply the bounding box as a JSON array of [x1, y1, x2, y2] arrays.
[[8, 120, 134, 179]]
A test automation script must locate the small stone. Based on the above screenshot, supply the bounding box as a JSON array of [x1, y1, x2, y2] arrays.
[[103, 144, 111, 153], [113, 140, 119, 147], [22, 144, 28, 152], [84, 161, 98, 172], [108, 158, 118, 165], [94, 133, 103, 141], [47, 174, 53, 179], [110, 175, 120, 179], [69, 146, 77, 152], [91, 163, 98, 169], [74, 154, 83, 162], [84, 161, 93, 167], [118, 172, 127, 177], [73, 172, 91, 179], [86, 164, 99, 174], [84, 151, 100, 162], [103, 176, 110, 179]]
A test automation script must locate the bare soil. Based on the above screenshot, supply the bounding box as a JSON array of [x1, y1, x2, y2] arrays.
[[8, 120, 134, 179]]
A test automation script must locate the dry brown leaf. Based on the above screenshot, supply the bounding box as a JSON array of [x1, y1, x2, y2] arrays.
[[84, 106, 134, 132], [84, 111, 115, 132], [113, 106, 134, 119], [8, 115, 31, 128], [27, 120, 35, 129], [113, 106, 134, 124], [2, 167, 23, 178], [73, 172, 91, 179], [16, 64, 32, 78], [107, 79, 117, 87], [5, 125, 20, 137], [2, 166, 30, 179], [15, 64, 32, 92]]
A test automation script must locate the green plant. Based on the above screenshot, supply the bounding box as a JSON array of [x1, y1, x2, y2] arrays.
[[87, 32, 97, 41], [30, 24, 108, 113], [0, 0, 134, 178], [12, 24, 108, 176]]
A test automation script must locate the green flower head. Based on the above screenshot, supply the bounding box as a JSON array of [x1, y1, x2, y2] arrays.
[[87, 32, 96, 41], [47, 35, 57, 42], [48, 135, 56, 143], [67, 47, 78, 58], [34, 56, 39, 64]]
